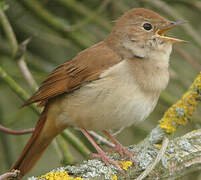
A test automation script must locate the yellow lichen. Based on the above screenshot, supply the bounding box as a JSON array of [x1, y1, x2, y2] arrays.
[[154, 144, 162, 149], [159, 72, 201, 133], [192, 129, 198, 133], [111, 174, 118, 180], [119, 161, 132, 170], [39, 171, 83, 180]]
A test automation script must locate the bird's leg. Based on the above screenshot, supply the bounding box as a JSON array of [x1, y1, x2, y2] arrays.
[[103, 130, 136, 162], [81, 128, 124, 173]]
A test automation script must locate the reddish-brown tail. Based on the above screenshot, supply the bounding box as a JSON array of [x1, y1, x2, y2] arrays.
[[10, 106, 64, 179]]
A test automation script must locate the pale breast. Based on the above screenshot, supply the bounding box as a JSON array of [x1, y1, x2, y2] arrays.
[[55, 60, 163, 131]]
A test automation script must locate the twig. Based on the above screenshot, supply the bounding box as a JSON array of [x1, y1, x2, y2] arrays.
[[0, 38, 52, 73], [0, 117, 12, 168], [111, 127, 125, 136], [61, 130, 91, 157], [0, 9, 38, 91], [55, 135, 75, 165], [18, 22, 73, 48], [18, 56, 38, 91], [0, 170, 20, 180], [58, 0, 112, 31], [17, 38, 38, 91], [62, 0, 112, 32], [20, 0, 92, 49], [75, 127, 115, 147], [135, 137, 169, 180], [68, 18, 93, 32], [0, 9, 18, 56], [0, 124, 34, 135], [97, 0, 112, 13], [0, 66, 41, 115], [88, 131, 115, 148]]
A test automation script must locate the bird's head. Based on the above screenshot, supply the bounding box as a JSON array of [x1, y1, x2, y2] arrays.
[[106, 8, 186, 60]]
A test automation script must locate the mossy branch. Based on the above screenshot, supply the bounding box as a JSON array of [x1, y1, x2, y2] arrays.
[[29, 129, 201, 180], [160, 72, 201, 133]]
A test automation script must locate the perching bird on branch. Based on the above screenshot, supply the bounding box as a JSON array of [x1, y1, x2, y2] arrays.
[[10, 8, 185, 179]]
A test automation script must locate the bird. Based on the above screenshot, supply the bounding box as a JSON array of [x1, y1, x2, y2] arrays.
[[10, 8, 185, 179]]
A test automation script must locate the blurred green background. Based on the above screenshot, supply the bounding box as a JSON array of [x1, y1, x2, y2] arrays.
[[0, 0, 201, 179]]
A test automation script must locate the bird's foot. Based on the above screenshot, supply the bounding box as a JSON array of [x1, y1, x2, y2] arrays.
[[81, 128, 124, 173], [103, 130, 136, 163], [105, 144, 136, 163], [90, 151, 124, 174]]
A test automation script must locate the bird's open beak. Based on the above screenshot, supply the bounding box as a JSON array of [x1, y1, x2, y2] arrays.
[[155, 21, 188, 43]]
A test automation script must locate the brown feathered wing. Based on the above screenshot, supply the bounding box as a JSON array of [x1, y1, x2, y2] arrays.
[[23, 41, 122, 106]]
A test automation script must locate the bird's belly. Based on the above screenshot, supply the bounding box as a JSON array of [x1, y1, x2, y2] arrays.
[[56, 77, 159, 131]]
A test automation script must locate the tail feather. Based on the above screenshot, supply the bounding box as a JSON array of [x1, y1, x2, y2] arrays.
[[10, 106, 60, 179]]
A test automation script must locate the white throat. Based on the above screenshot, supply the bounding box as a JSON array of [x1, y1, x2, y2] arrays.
[[122, 39, 173, 67]]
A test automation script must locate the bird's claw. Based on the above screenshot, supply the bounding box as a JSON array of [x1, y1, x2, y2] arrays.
[[90, 152, 125, 174]]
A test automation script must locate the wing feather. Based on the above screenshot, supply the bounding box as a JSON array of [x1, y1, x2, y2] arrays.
[[23, 41, 122, 106]]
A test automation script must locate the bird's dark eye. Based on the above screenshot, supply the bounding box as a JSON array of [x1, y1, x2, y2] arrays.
[[143, 23, 152, 31]]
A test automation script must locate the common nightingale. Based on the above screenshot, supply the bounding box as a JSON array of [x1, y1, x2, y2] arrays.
[[10, 8, 185, 178]]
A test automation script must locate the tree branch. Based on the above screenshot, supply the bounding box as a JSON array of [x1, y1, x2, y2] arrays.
[[135, 137, 169, 180], [0, 124, 34, 135], [28, 129, 201, 180], [0, 170, 20, 180]]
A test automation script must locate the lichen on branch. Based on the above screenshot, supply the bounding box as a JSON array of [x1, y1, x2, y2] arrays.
[[159, 72, 201, 133]]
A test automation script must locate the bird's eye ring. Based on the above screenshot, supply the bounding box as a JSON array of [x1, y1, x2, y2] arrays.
[[143, 23, 152, 31]]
